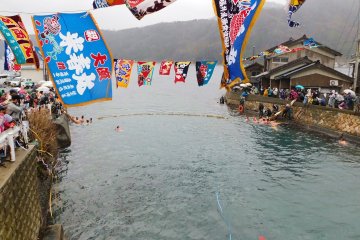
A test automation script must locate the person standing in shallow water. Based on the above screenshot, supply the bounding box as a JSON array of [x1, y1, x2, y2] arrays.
[[338, 134, 347, 146], [258, 103, 264, 118]]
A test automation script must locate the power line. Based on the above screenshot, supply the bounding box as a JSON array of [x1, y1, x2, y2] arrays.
[[0, 8, 100, 15], [335, 0, 356, 50], [345, 1, 360, 57]]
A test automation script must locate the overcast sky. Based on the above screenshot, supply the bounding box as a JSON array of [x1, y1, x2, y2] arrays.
[[0, 0, 286, 33]]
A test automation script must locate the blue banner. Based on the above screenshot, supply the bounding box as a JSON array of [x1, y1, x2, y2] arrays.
[[32, 12, 113, 107], [213, 0, 265, 89], [196, 61, 217, 86]]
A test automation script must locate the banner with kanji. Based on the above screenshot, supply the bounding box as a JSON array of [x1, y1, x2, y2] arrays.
[[196, 61, 217, 86], [159, 60, 173, 75], [137, 61, 156, 86], [174, 61, 191, 83], [114, 59, 134, 88], [0, 15, 38, 67], [32, 12, 113, 107], [213, 0, 265, 89], [4, 42, 21, 71]]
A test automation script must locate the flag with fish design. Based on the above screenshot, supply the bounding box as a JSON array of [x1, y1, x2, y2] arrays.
[[213, 0, 265, 89], [174, 61, 191, 83], [159, 60, 173, 75], [4, 42, 21, 71], [32, 12, 113, 107], [93, 0, 125, 9], [288, 0, 306, 27], [303, 38, 319, 48], [127, 0, 178, 20], [274, 45, 291, 55], [137, 61, 156, 86], [114, 59, 134, 88], [92, 0, 177, 20], [0, 15, 38, 68], [196, 61, 217, 86]]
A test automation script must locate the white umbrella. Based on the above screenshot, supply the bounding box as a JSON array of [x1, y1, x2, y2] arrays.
[[335, 94, 344, 101], [41, 81, 54, 88], [245, 83, 252, 87], [343, 89, 356, 96], [239, 84, 247, 87], [37, 86, 50, 93]]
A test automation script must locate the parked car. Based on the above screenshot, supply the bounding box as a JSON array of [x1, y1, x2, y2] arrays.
[[20, 79, 35, 89], [9, 77, 22, 87]]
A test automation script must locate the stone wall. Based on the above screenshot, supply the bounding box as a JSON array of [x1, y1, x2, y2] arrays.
[[0, 146, 41, 240], [225, 92, 360, 137]]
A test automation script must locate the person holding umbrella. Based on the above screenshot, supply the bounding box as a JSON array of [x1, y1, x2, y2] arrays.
[[295, 85, 304, 90]]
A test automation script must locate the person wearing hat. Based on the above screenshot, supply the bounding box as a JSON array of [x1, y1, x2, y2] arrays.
[[6, 94, 24, 123]]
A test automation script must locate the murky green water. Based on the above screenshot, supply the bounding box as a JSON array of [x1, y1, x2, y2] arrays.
[[54, 66, 360, 240]]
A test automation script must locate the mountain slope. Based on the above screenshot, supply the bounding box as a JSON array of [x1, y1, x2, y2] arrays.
[[103, 0, 359, 62]]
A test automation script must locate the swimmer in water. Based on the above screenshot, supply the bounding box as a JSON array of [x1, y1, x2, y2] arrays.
[[338, 134, 347, 145], [270, 121, 281, 127], [253, 117, 258, 123], [245, 116, 250, 122], [115, 126, 123, 132]]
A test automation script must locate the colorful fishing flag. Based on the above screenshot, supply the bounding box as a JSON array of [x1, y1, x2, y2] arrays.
[[32, 12, 113, 107], [4, 42, 21, 71], [213, 0, 265, 89], [93, 0, 126, 9], [92, 0, 177, 20], [127, 0, 178, 20], [303, 38, 319, 48], [196, 61, 217, 86], [288, 0, 306, 27], [290, 47, 305, 53], [0, 15, 38, 67], [137, 61, 156, 86], [174, 61, 191, 83], [159, 60, 173, 75], [114, 59, 134, 88], [274, 45, 291, 55]]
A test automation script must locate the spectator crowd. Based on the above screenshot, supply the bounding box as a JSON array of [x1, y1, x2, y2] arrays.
[[240, 85, 360, 112]]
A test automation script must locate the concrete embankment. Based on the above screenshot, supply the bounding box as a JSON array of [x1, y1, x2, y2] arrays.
[[0, 146, 41, 240], [225, 92, 360, 142], [0, 145, 67, 240]]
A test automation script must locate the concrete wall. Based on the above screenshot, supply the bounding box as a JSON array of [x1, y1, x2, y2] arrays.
[[225, 92, 360, 137], [0, 146, 41, 240]]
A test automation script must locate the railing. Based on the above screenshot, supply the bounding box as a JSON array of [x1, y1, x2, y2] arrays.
[[0, 122, 29, 162]]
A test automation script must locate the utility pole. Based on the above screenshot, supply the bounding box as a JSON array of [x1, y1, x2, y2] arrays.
[[252, 46, 255, 63], [353, 39, 360, 93]]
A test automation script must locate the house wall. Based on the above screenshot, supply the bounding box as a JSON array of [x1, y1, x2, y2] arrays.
[[20, 69, 44, 82], [245, 65, 263, 79], [291, 73, 352, 91]]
